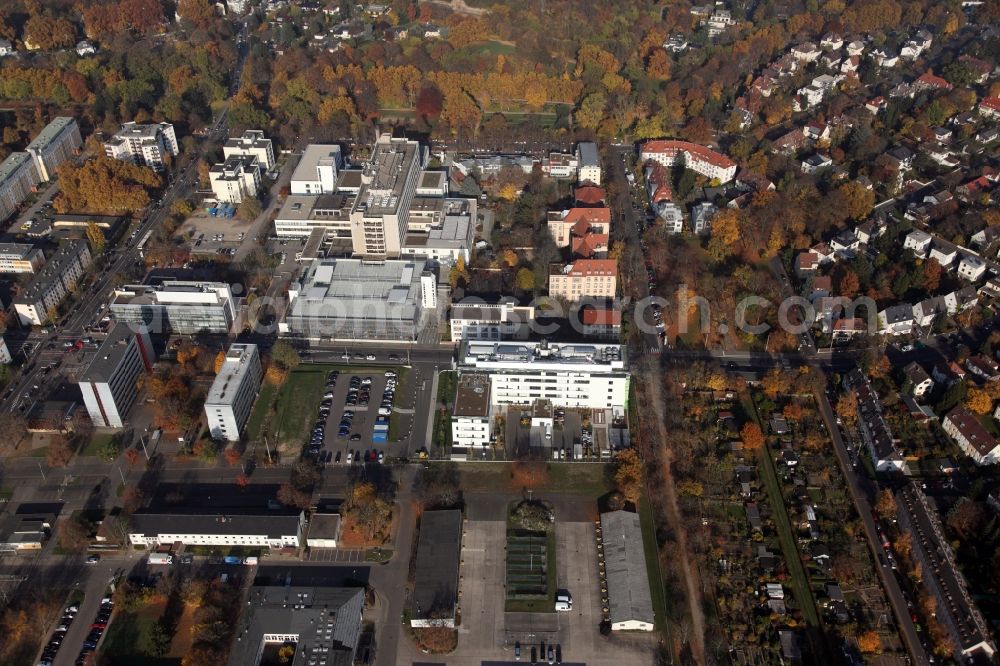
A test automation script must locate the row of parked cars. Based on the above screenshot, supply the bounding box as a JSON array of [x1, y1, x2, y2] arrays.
[[76, 597, 114, 665], [37, 603, 79, 665], [307, 371, 339, 457]]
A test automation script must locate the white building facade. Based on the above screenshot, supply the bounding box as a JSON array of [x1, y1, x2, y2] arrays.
[[204, 344, 263, 442], [26, 117, 83, 182], [104, 122, 178, 170], [78, 324, 156, 428]]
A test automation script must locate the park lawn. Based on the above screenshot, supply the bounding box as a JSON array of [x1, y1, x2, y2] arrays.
[[638, 495, 668, 631], [245, 381, 276, 442], [79, 433, 117, 458], [272, 366, 329, 448], [100, 599, 181, 665], [468, 39, 516, 57]]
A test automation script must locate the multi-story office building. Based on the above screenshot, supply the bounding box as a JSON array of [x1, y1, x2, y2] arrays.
[[109, 281, 237, 334], [128, 510, 305, 549], [78, 323, 156, 428], [104, 122, 178, 170], [204, 344, 262, 442], [0, 152, 41, 222], [223, 129, 274, 171], [209, 154, 261, 204], [449, 299, 535, 341], [281, 258, 433, 341], [548, 259, 618, 302], [0, 243, 45, 274], [350, 134, 424, 258], [13, 240, 92, 325], [451, 373, 494, 450], [290, 144, 342, 194], [26, 117, 83, 181], [458, 340, 629, 411]]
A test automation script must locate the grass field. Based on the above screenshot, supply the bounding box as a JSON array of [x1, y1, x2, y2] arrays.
[[100, 599, 185, 666], [638, 495, 668, 630], [452, 461, 613, 497], [245, 381, 276, 442], [504, 530, 557, 613]]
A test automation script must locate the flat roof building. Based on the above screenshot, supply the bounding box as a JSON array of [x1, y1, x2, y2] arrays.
[[449, 298, 535, 342], [223, 129, 275, 171], [350, 134, 425, 259], [128, 509, 305, 549], [104, 122, 178, 170], [281, 258, 433, 341], [78, 323, 156, 428], [227, 585, 364, 666], [0, 152, 41, 223], [0, 243, 45, 274], [410, 510, 463, 627], [274, 192, 356, 239], [13, 240, 92, 325], [601, 510, 654, 631], [291, 144, 343, 195], [205, 344, 263, 442], [26, 116, 83, 182], [209, 154, 261, 204], [452, 373, 493, 451], [576, 141, 601, 185], [110, 280, 237, 335], [459, 340, 629, 411]]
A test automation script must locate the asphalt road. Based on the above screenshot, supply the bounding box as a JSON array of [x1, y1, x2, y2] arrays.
[[813, 389, 929, 665]]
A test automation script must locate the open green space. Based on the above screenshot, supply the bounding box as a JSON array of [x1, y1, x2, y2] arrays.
[[638, 495, 668, 630], [79, 432, 120, 459], [432, 371, 457, 455], [451, 461, 614, 497], [245, 381, 276, 442], [99, 602, 181, 666]]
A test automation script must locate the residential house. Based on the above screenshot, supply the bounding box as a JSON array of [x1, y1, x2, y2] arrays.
[[801, 153, 832, 174], [791, 43, 822, 62], [912, 296, 946, 327], [928, 242, 958, 268], [958, 176, 996, 203], [933, 361, 966, 387], [967, 355, 1000, 381], [810, 275, 832, 301], [845, 369, 907, 472], [795, 251, 820, 278], [913, 71, 953, 93], [944, 285, 978, 314], [932, 126, 953, 143], [971, 226, 1000, 248], [0, 39, 13, 56], [979, 96, 1000, 119], [903, 362, 934, 397], [820, 33, 844, 50], [904, 229, 932, 257], [943, 407, 1000, 465], [878, 304, 915, 336], [958, 55, 993, 84], [580, 305, 622, 341], [832, 317, 869, 339], [846, 40, 865, 57], [690, 201, 717, 235], [958, 255, 988, 282], [841, 55, 861, 75], [774, 128, 808, 154], [870, 46, 899, 67], [865, 96, 888, 114], [885, 146, 915, 170]]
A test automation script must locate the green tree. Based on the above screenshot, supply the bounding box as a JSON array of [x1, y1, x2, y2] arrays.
[[270, 340, 300, 371], [575, 92, 608, 130], [85, 222, 105, 254], [515, 267, 535, 292], [237, 196, 262, 222]]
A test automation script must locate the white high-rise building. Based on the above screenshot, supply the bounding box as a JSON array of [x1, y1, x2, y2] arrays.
[[0, 152, 41, 222], [78, 324, 156, 428], [209, 155, 261, 204], [104, 122, 178, 170], [223, 130, 274, 171], [290, 144, 342, 194], [204, 344, 262, 442], [26, 117, 83, 182]]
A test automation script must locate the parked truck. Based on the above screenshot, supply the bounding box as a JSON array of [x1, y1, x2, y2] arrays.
[[148, 553, 173, 565]]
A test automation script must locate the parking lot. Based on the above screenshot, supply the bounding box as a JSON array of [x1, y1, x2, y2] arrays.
[[174, 209, 257, 255], [445, 502, 655, 666], [306, 369, 404, 465]]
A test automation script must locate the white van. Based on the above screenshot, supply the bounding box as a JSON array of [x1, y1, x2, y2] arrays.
[[244, 557, 258, 565], [555, 600, 572, 611]]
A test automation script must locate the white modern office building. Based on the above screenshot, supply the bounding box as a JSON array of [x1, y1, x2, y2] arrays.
[[458, 340, 629, 411], [451, 373, 494, 449], [449, 300, 535, 341], [290, 144, 343, 194], [13, 240, 92, 326], [26, 117, 83, 182], [104, 122, 178, 170], [0, 152, 41, 222], [281, 258, 433, 341], [128, 510, 305, 549], [78, 324, 156, 428], [204, 344, 263, 442], [350, 134, 424, 258], [223, 129, 275, 171], [0, 243, 45, 274], [209, 154, 261, 204], [109, 281, 237, 334]]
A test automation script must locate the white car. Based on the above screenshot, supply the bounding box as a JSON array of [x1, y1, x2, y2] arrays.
[[366, 354, 376, 361]]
